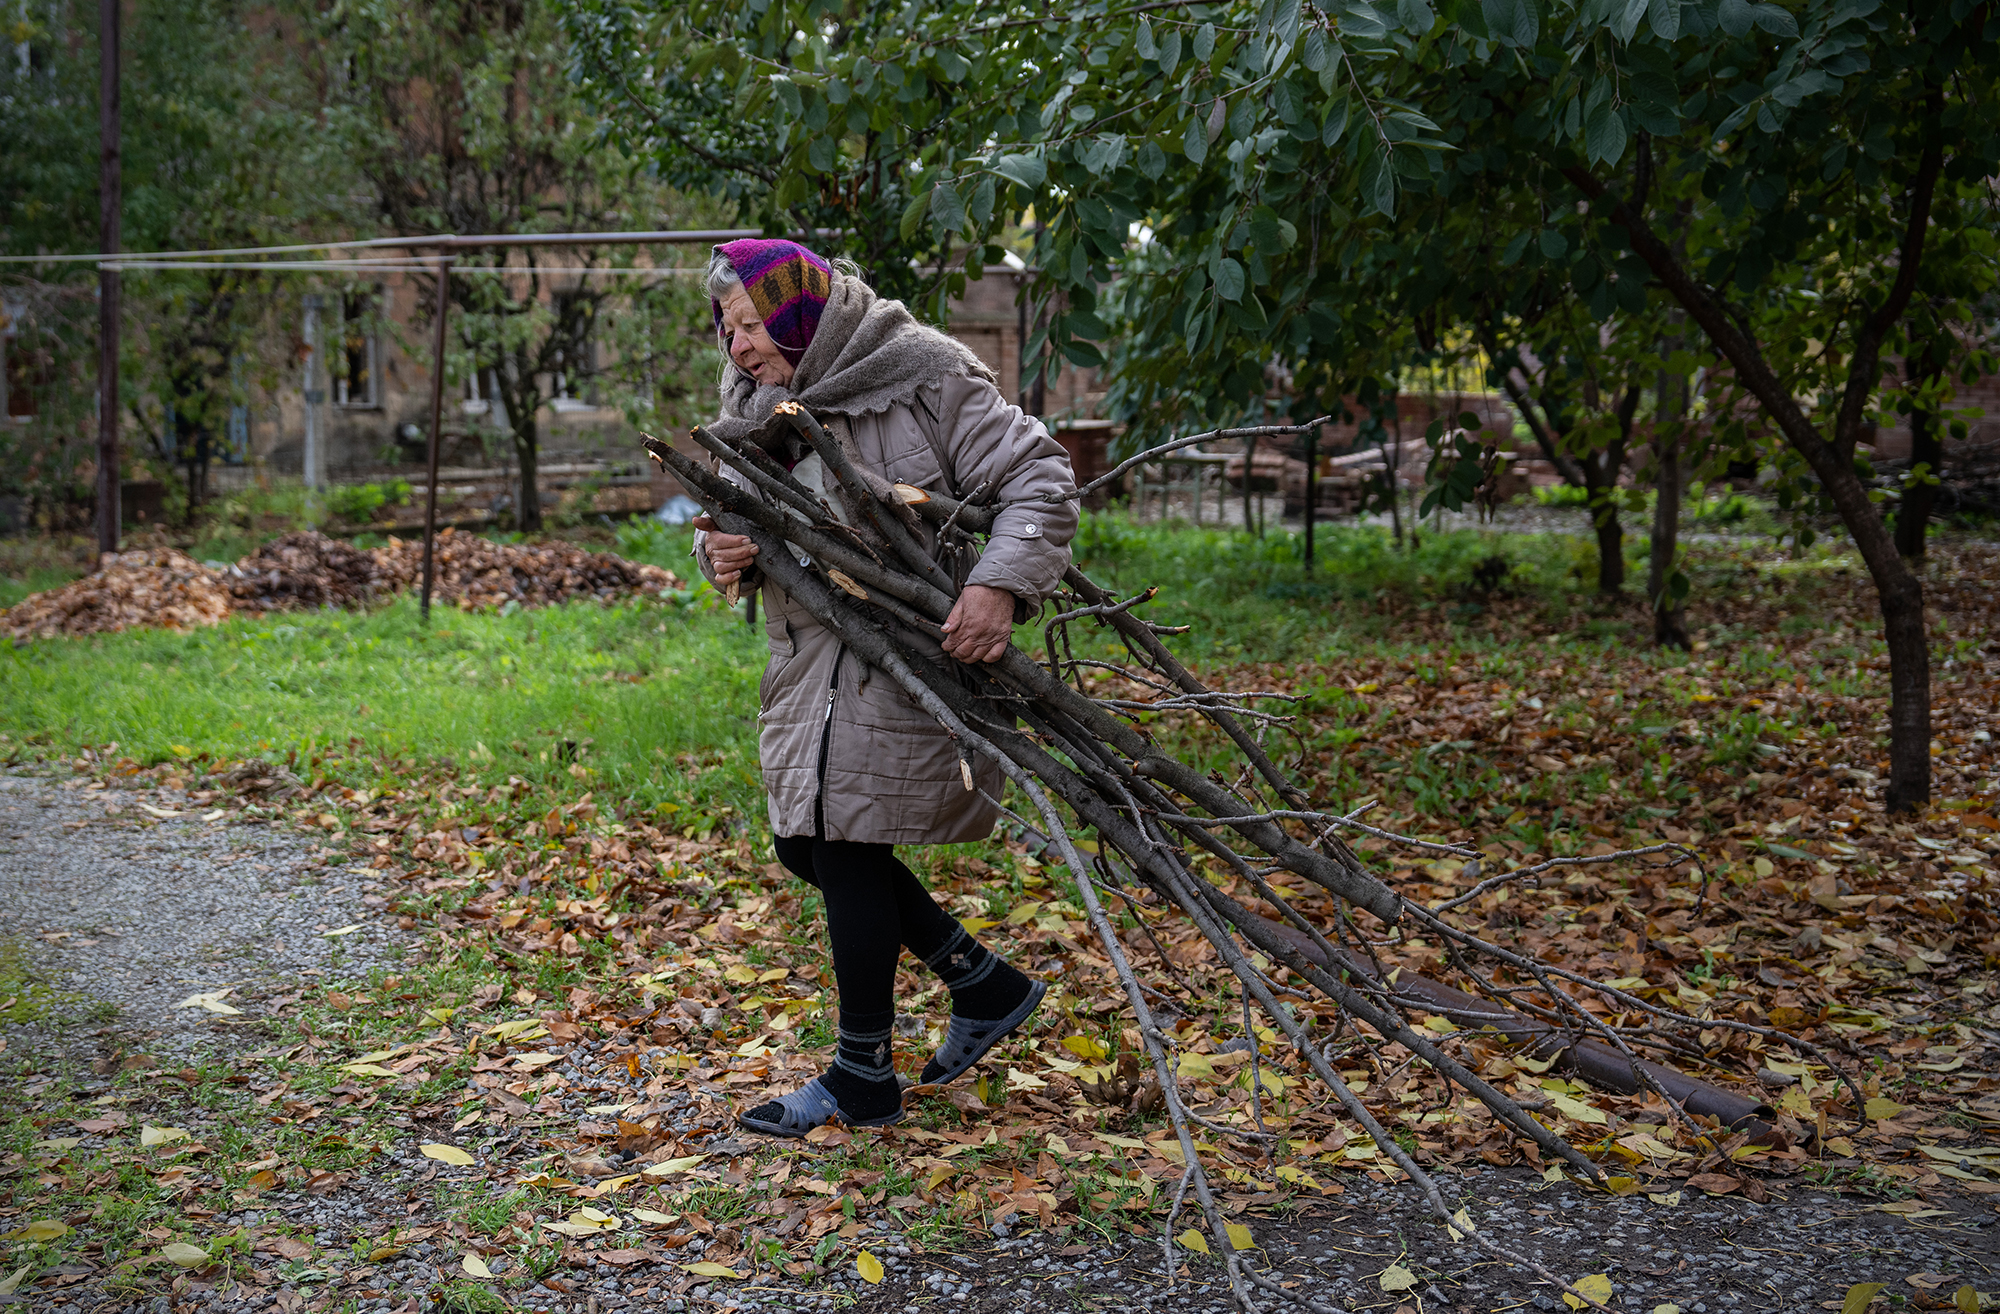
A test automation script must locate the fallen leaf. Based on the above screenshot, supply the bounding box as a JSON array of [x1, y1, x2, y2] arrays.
[[1224, 1222, 1257, 1251], [1841, 1283, 1886, 1314], [5, 1220, 68, 1242], [419, 1143, 475, 1167], [1177, 1229, 1210, 1255], [32, 1137, 82, 1153], [0, 1267, 27, 1296], [161, 1243, 210, 1268], [139, 1126, 189, 1147], [1865, 1097, 1907, 1121], [174, 989, 243, 1015], [321, 924, 362, 937], [340, 1063, 400, 1078], [683, 1261, 741, 1278], [1653, 1306, 1682, 1314], [461, 1254, 493, 1279], [598, 1248, 651, 1266], [629, 1209, 679, 1226], [856, 1251, 884, 1284], [1684, 1173, 1740, 1195], [1564, 1273, 1614, 1309], [1955, 1286, 1981, 1314], [264, 1237, 310, 1260], [641, 1155, 709, 1177], [1379, 1260, 1420, 1292], [1905, 1274, 1953, 1291]]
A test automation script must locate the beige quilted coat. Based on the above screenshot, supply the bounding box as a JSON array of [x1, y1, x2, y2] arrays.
[[696, 371, 1078, 844]]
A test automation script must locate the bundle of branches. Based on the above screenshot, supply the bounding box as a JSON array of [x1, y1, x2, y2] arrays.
[[643, 408, 1850, 1313]]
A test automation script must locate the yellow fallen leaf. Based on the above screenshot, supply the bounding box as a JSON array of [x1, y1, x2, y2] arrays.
[[462, 1254, 493, 1279], [419, 1143, 475, 1167], [1177, 1229, 1209, 1254], [140, 803, 181, 818], [342, 1063, 400, 1078], [321, 924, 362, 937], [1653, 1306, 1683, 1314], [1547, 1093, 1609, 1125], [757, 968, 789, 982], [1563, 1273, 1614, 1309], [722, 965, 760, 984], [1864, 1097, 1906, 1121], [161, 1243, 210, 1268], [6, 1219, 68, 1242], [1061, 1035, 1109, 1061], [629, 1209, 679, 1226], [642, 1155, 709, 1177], [1841, 1283, 1887, 1314], [856, 1251, 885, 1284], [512, 1052, 562, 1068], [0, 1267, 27, 1296], [959, 917, 997, 933], [515, 1172, 572, 1190], [486, 1019, 547, 1040], [424, 1008, 455, 1025], [1007, 1068, 1047, 1090], [174, 989, 243, 1015], [1275, 1164, 1321, 1190], [1603, 1176, 1642, 1195], [140, 1126, 189, 1147], [1379, 1261, 1420, 1292], [1224, 1222, 1256, 1251], [1954, 1286, 1980, 1314], [32, 1137, 82, 1153], [1647, 1191, 1683, 1207], [683, 1261, 741, 1278], [1445, 1207, 1473, 1241]]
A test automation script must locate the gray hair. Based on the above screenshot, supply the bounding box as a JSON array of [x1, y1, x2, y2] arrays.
[[706, 252, 742, 303]]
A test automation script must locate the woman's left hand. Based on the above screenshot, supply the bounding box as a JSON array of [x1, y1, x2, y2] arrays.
[[941, 584, 1018, 663]]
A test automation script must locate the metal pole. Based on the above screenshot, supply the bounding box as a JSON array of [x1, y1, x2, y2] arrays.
[[94, 0, 120, 558], [420, 257, 452, 624], [302, 295, 323, 492], [1304, 424, 1316, 573]]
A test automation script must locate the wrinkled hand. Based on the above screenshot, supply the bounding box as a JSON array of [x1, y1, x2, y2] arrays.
[[692, 515, 758, 586], [941, 584, 1018, 664]]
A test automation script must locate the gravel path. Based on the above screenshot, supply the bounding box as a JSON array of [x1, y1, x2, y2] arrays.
[[0, 770, 406, 1066]]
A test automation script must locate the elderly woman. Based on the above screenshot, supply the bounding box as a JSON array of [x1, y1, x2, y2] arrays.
[[691, 238, 1079, 1136]]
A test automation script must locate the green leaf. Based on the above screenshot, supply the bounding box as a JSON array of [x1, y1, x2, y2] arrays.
[[899, 188, 932, 241], [1248, 206, 1288, 252], [768, 74, 803, 119], [1157, 28, 1182, 74], [933, 48, 969, 81], [991, 151, 1045, 190], [1213, 257, 1247, 302], [1611, 0, 1649, 40], [1647, 0, 1682, 39], [1137, 139, 1167, 179], [1539, 229, 1568, 258], [1716, 0, 1753, 35], [1061, 338, 1105, 367], [1585, 102, 1628, 166], [1501, 231, 1533, 265], [1302, 26, 1329, 70], [1134, 17, 1158, 59], [1322, 97, 1350, 147], [929, 179, 968, 234], [1749, 2, 1798, 36], [1184, 113, 1209, 165], [1194, 21, 1217, 61], [1481, 0, 1540, 45], [1397, 0, 1436, 31]]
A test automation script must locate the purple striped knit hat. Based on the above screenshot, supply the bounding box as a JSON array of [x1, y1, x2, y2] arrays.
[[712, 238, 833, 367]]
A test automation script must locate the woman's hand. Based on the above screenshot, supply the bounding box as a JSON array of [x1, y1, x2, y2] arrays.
[[941, 584, 1018, 664], [693, 515, 759, 586]]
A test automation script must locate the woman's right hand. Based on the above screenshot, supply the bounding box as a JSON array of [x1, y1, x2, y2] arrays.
[[692, 515, 759, 585]]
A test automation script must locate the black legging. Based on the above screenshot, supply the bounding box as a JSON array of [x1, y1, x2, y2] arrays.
[[773, 826, 963, 1019]]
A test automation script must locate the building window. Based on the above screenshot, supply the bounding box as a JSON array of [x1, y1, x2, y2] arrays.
[[336, 287, 382, 408]]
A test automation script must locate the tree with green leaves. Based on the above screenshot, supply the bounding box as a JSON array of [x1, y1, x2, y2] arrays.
[[309, 0, 722, 531], [565, 0, 1998, 811], [1, 0, 351, 522]]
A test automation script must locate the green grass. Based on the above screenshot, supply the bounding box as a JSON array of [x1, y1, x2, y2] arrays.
[[0, 584, 769, 826]]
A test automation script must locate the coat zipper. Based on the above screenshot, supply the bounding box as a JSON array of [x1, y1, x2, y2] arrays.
[[815, 647, 846, 803]]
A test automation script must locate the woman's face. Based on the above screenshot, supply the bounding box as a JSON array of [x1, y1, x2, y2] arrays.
[[718, 285, 796, 389]]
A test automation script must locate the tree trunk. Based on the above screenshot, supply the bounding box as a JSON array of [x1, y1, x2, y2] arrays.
[[1582, 440, 1627, 596], [1649, 346, 1690, 648], [1894, 349, 1947, 559], [1563, 136, 1941, 812], [515, 420, 542, 532]]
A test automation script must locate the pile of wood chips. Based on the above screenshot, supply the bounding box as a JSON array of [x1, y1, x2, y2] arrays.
[[1, 529, 682, 640], [0, 547, 233, 641]]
